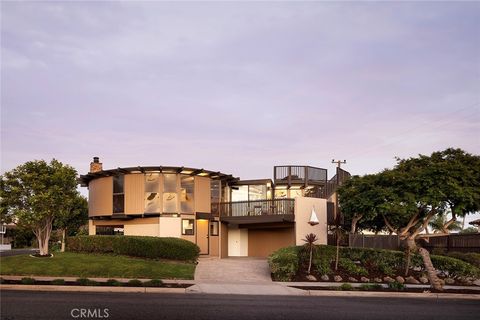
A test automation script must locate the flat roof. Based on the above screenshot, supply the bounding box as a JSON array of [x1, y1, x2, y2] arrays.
[[79, 166, 239, 187]]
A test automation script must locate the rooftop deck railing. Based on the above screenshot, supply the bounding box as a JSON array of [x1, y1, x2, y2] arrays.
[[212, 199, 295, 218], [274, 166, 327, 186]]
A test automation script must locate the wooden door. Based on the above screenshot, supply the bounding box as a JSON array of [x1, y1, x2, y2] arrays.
[[196, 219, 209, 255]]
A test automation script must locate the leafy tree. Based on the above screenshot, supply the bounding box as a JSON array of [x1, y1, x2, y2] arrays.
[[338, 174, 385, 233], [0, 159, 79, 256], [337, 148, 480, 291], [54, 193, 88, 252], [302, 233, 318, 274]]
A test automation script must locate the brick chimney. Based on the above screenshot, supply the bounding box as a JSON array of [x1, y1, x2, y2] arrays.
[[90, 157, 103, 173]]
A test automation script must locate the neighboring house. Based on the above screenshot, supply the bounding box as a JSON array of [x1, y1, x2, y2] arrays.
[[79, 157, 350, 258]]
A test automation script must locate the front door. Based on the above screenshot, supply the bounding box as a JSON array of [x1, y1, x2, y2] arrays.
[[196, 219, 209, 255]]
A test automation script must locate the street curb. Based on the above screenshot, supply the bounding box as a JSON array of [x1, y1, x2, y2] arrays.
[[305, 290, 480, 300], [0, 284, 187, 294], [0, 275, 195, 285]]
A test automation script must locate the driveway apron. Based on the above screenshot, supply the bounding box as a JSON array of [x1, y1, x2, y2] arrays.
[[188, 257, 305, 295]]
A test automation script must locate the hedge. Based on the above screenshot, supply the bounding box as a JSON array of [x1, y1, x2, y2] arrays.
[[67, 236, 200, 261], [269, 245, 479, 281]]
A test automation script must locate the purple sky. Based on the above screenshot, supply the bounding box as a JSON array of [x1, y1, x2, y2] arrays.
[[1, 2, 479, 221]]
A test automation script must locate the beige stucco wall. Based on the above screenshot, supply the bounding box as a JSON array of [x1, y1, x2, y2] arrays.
[[124, 217, 160, 236], [88, 220, 95, 235], [194, 176, 211, 213], [248, 228, 295, 257], [294, 197, 327, 245], [88, 177, 113, 217], [159, 217, 181, 237], [124, 174, 145, 214]]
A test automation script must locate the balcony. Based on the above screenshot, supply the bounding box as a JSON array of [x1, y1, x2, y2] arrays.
[[274, 165, 327, 187], [212, 199, 295, 225]]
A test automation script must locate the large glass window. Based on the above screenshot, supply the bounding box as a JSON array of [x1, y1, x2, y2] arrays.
[[180, 175, 194, 213], [231, 185, 248, 202], [182, 219, 194, 235], [113, 175, 124, 213], [249, 185, 267, 201], [211, 180, 221, 204], [145, 173, 161, 213], [163, 174, 177, 213], [275, 188, 288, 199]]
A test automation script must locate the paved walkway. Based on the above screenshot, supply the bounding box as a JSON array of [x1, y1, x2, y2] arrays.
[[188, 257, 306, 295]]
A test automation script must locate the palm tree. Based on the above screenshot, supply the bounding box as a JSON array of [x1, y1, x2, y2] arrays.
[[302, 233, 318, 274], [429, 213, 462, 234]]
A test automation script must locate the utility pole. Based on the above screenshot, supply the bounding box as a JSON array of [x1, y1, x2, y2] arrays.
[[332, 159, 347, 168]]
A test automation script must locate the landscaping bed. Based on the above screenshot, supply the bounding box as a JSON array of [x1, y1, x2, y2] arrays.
[[290, 284, 480, 295], [0, 252, 196, 280], [269, 245, 480, 289], [0, 277, 191, 288]]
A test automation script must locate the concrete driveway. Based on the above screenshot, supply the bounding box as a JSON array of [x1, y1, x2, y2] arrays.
[[189, 257, 305, 295], [194, 257, 272, 284]]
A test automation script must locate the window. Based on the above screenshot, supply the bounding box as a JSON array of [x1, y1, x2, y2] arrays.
[[249, 185, 266, 201], [180, 175, 194, 213], [211, 180, 221, 204], [210, 221, 219, 236], [113, 175, 124, 213], [145, 173, 161, 213], [231, 185, 248, 201], [96, 226, 124, 235], [163, 174, 177, 213], [182, 219, 194, 235]]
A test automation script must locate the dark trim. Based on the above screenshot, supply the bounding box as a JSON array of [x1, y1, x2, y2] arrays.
[[196, 212, 212, 220], [79, 165, 239, 186], [221, 214, 295, 225], [232, 179, 273, 186]]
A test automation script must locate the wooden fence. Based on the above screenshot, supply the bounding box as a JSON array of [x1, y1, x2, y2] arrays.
[[420, 233, 480, 253], [327, 233, 480, 253]]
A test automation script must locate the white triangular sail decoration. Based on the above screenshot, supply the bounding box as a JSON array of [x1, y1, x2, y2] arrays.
[[308, 206, 319, 226]]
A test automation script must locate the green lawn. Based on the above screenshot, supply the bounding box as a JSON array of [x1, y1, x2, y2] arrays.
[[0, 252, 195, 279]]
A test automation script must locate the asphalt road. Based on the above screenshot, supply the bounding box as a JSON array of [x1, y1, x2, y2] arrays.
[[1, 290, 479, 320]]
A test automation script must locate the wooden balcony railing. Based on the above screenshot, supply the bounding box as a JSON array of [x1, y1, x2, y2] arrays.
[[274, 165, 327, 186], [212, 199, 295, 218]]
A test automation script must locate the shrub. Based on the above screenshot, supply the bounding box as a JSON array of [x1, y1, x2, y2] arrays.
[[338, 258, 368, 277], [77, 278, 98, 286], [144, 279, 163, 287], [447, 252, 480, 268], [51, 279, 65, 285], [20, 277, 35, 285], [105, 279, 122, 287], [388, 281, 405, 291], [359, 284, 382, 291], [313, 257, 332, 276], [67, 236, 200, 261], [340, 283, 353, 291], [430, 255, 479, 279], [268, 246, 300, 281], [127, 279, 143, 287]]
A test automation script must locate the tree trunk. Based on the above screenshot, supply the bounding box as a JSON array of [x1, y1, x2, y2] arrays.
[[418, 247, 444, 291], [35, 217, 53, 256], [308, 246, 313, 274], [335, 236, 340, 271], [404, 237, 416, 276], [61, 228, 66, 252]]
